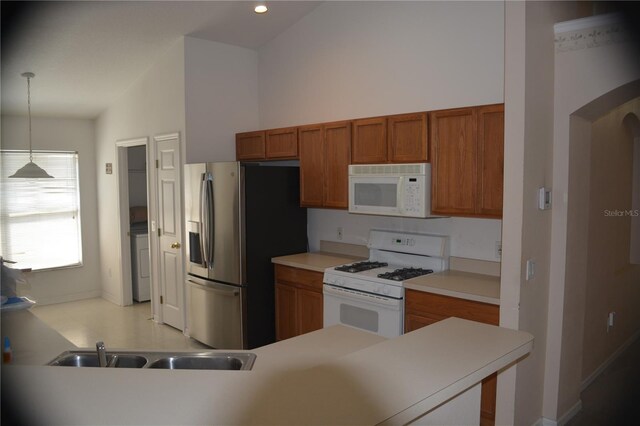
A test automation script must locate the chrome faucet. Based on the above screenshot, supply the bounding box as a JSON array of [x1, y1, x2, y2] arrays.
[[96, 341, 108, 367]]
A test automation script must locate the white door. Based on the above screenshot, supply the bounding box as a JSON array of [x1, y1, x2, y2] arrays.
[[155, 134, 184, 330]]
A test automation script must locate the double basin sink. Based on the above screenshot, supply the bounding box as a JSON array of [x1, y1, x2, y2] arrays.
[[47, 350, 256, 370]]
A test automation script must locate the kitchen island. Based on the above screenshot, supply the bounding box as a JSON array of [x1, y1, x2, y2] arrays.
[[2, 310, 532, 425]]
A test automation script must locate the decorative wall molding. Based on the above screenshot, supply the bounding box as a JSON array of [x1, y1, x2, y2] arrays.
[[554, 13, 629, 53]]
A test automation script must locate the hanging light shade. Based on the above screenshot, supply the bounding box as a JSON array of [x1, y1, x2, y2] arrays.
[[9, 72, 53, 179]]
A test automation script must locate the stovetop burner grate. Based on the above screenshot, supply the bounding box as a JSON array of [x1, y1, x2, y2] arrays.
[[377, 268, 434, 281], [334, 261, 388, 273]]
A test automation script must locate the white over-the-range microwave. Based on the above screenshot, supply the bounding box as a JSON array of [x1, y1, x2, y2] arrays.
[[348, 163, 432, 218]]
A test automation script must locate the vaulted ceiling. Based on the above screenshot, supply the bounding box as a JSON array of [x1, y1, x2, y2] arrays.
[[1, 1, 322, 119]]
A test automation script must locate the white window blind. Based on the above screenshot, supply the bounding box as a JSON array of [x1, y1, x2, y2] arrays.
[[1, 151, 82, 271]]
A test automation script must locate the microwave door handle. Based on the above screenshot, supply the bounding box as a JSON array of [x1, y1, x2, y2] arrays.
[[397, 176, 405, 213]]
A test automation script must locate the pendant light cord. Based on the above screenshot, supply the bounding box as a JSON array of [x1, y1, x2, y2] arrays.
[[27, 75, 33, 163]]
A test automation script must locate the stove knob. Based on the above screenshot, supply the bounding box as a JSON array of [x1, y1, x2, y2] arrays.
[[375, 285, 382, 293], [337, 279, 345, 286], [382, 286, 390, 295]]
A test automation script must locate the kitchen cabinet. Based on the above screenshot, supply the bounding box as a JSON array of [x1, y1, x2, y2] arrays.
[[236, 127, 298, 161], [299, 121, 351, 208], [388, 112, 428, 163], [274, 264, 323, 341], [266, 127, 298, 159], [352, 113, 428, 164], [236, 130, 266, 160], [429, 104, 504, 218], [405, 289, 499, 426], [352, 117, 387, 164]]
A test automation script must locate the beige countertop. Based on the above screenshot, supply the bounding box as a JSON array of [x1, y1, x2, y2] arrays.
[[1, 309, 76, 365], [404, 270, 501, 305], [3, 318, 532, 425], [272, 251, 364, 272]]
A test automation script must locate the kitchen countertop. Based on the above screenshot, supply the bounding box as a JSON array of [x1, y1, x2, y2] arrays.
[[272, 251, 500, 304], [404, 270, 501, 305], [3, 311, 532, 425], [271, 251, 364, 273]]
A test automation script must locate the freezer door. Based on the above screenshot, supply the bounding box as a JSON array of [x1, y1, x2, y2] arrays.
[[207, 162, 243, 285], [187, 277, 245, 349]]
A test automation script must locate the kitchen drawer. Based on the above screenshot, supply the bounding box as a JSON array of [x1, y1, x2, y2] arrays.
[[405, 289, 499, 326], [274, 264, 323, 291]]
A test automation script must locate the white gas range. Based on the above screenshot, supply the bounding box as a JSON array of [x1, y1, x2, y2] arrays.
[[323, 230, 449, 338]]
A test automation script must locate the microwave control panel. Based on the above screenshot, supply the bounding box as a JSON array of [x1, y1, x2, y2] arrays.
[[402, 177, 425, 216]]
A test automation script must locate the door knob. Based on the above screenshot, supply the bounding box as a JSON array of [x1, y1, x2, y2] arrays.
[[171, 242, 181, 249]]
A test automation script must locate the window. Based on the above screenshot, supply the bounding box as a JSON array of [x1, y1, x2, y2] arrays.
[[1, 151, 82, 270]]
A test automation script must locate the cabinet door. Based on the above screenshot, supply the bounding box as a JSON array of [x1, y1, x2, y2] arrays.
[[352, 117, 387, 164], [323, 121, 351, 209], [266, 127, 298, 159], [388, 113, 428, 163], [296, 288, 323, 335], [477, 104, 504, 217], [275, 283, 298, 341], [405, 312, 444, 332], [430, 108, 478, 215], [236, 131, 266, 160], [299, 125, 324, 207]]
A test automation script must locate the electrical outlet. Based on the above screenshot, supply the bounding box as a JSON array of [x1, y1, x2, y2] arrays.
[[495, 242, 502, 259], [337, 227, 343, 240]]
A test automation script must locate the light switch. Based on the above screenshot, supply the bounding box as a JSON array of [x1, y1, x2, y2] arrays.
[[538, 187, 551, 210], [526, 259, 536, 281]]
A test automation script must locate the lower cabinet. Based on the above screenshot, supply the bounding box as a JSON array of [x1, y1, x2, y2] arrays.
[[405, 289, 499, 426], [274, 265, 324, 341]]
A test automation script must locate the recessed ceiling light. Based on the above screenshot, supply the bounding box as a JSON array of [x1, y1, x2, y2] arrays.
[[254, 4, 268, 14]]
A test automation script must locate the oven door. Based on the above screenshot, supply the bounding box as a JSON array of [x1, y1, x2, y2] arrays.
[[323, 284, 403, 338]]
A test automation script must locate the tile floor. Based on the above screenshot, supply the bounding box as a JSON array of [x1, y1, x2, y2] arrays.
[[31, 297, 208, 350]]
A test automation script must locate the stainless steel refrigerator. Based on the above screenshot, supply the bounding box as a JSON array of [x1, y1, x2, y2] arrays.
[[184, 162, 307, 349]]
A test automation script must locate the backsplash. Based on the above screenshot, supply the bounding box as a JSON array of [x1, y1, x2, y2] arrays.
[[307, 209, 502, 262]]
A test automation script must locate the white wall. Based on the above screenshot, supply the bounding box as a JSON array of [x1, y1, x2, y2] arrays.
[[1, 115, 101, 304], [184, 36, 259, 163], [95, 39, 185, 306], [257, 1, 505, 259]]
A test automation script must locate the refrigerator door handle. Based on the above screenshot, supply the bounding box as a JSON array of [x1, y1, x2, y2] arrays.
[[200, 172, 215, 269]]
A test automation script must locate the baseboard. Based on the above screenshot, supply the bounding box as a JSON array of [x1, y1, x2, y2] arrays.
[[34, 289, 103, 306], [557, 400, 582, 426], [581, 329, 640, 391], [101, 290, 121, 306], [531, 400, 582, 426]]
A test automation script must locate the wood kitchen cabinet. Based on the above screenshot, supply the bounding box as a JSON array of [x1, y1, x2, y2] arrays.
[[236, 130, 266, 160], [388, 112, 428, 163], [429, 104, 504, 218], [405, 289, 499, 426], [266, 127, 298, 159], [352, 117, 387, 164], [274, 264, 323, 341], [299, 121, 351, 209], [352, 113, 428, 164], [236, 127, 298, 161]]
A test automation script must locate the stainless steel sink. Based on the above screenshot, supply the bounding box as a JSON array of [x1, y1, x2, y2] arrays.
[[47, 350, 255, 370], [147, 354, 250, 370]]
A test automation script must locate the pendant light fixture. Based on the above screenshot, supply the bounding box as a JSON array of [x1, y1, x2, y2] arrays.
[[9, 72, 54, 179]]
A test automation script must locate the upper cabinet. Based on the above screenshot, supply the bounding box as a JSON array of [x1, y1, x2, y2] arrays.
[[352, 113, 428, 164], [430, 104, 504, 218], [352, 117, 387, 164], [266, 127, 298, 159], [388, 112, 428, 163], [236, 127, 298, 161], [236, 130, 266, 161], [299, 121, 351, 209]]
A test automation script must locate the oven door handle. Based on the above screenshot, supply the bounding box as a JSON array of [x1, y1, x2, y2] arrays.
[[323, 284, 402, 308]]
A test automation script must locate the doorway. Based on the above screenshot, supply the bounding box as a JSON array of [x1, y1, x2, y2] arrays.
[[116, 138, 151, 309]]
